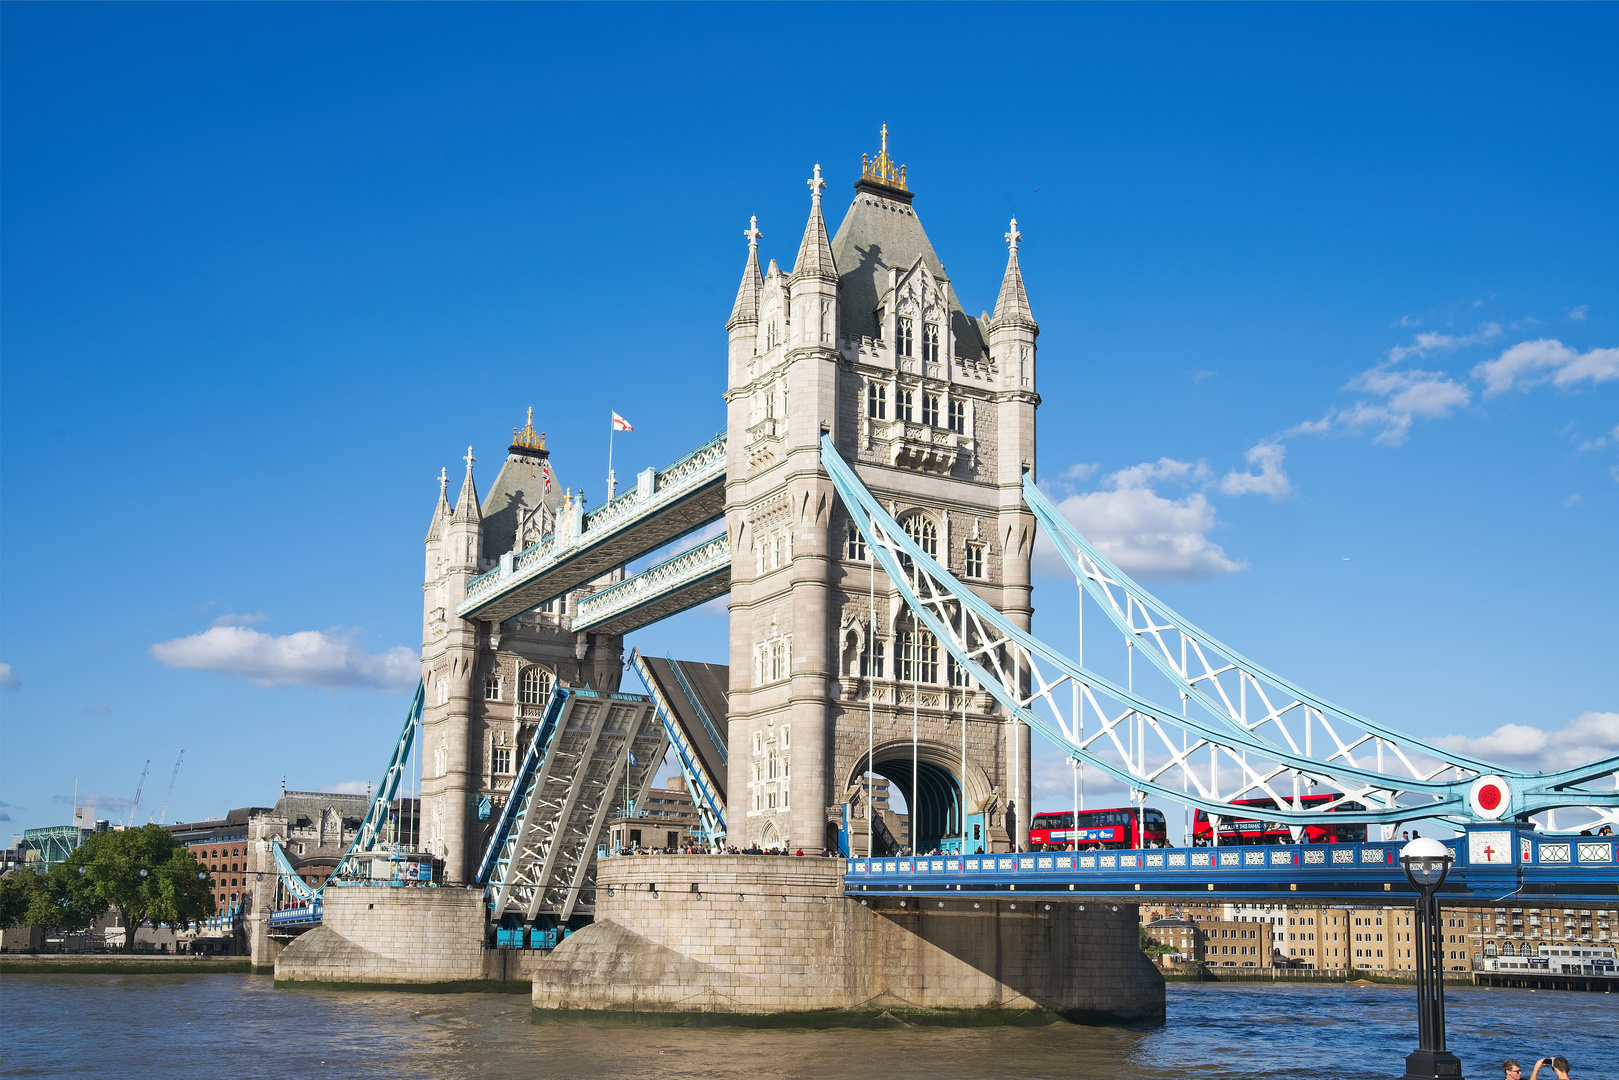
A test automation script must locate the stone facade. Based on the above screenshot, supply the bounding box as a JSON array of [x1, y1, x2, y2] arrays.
[[419, 421, 626, 884], [532, 855, 1163, 1022], [723, 133, 1039, 856], [275, 887, 487, 985]]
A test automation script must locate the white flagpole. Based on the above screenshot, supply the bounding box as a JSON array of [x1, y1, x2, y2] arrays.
[[607, 415, 616, 500]]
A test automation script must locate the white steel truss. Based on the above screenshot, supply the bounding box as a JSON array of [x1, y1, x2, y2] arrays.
[[822, 436, 1619, 833]]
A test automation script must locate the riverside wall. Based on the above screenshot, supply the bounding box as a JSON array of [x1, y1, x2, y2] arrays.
[[531, 855, 1164, 1024]]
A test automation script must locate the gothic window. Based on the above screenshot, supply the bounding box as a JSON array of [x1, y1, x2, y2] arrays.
[[867, 383, 886, 419], [923, 323, 940, 363], [491, 746, 512, 775], [898, 317, 914, 358], [436, 679, 450, 706], [948, 655, 970, 688], [948, 399, 967, 434], [773, 533, 784, 569], [538, 597, 555, 614], [484, 675, 501, 701], [965, 543, 984, 579], [766, 320, 780, 349], [519, 667, 552, 706], [903, 515, 938, 558], [846, 521, 866, 561], [899, 628, 940, 683], [860, 638, 885, 678], [899, 389, 914, 423], [770, 639, 788, 681], [753, 731, 764, 756], [780, 725, 790, 749], [922, 393, 940, 427]]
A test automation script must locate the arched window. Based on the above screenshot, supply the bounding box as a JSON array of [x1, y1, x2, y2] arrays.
[[897, 318, 914, 358], [923, 323, 940, 363], [519, 667, 552, 706], [903, 515, 938, 558]]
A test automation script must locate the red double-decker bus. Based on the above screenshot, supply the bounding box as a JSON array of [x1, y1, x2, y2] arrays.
[[1191, 793, 1367, 845], [1029, 807, 1168, 850]]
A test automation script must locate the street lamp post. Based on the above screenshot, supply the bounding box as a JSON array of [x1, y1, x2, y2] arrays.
[[1399, 837, 1463, 1080]]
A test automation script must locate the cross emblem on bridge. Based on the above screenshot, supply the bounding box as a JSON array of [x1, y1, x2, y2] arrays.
[[1482, 844, 1497, 862]]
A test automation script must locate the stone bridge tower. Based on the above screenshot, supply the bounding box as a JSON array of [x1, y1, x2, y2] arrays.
[[419, 417, 626, 884], [724, 131, 1039, 855]]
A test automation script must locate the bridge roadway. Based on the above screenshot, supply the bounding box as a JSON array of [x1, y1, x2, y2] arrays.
[[846, 832, 1619, 905]]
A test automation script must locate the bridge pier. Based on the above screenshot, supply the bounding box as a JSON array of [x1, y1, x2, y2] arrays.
[[531, 855, 1163, 1024]]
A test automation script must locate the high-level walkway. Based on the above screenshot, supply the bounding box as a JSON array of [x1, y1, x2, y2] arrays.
[[458, 433, 726, 624]]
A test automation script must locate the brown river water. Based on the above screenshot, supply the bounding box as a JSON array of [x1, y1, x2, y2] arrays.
[[2, 975, 1614, 1079]]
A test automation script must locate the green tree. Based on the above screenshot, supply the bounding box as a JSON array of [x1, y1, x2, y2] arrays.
[[64, 824, 214, 951], [4, 864, 102, 938], [0, 871, 34, 930]]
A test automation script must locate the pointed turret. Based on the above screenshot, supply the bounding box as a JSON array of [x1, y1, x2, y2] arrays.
[[451, 446, 482, 524], [790, 165, 837, 284], [425, 467, 452, 542], [728, 216, 765, 331], [990, 218, 1037, 332]]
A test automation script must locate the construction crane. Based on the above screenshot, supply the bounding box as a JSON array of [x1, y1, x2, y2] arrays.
[[156, 751, 185, 824], [125, 759, 150, 827]]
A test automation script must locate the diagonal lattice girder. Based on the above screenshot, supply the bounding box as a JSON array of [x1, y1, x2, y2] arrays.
[[1020, 475, 1619, 834], [480, 686, 665, 925], [327, 680, 425, 887], [822, 437, 1619, 831]]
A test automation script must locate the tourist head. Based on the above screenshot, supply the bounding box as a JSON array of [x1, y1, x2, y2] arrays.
[[1503, 1062, 1522, 1079], [1549, 1059, 1570, 1079]]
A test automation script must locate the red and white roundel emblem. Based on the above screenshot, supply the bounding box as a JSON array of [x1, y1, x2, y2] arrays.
[[1470, 774, 1511, 820]]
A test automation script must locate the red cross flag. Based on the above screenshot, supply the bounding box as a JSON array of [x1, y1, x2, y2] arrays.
[[611, 412, 634, 432]]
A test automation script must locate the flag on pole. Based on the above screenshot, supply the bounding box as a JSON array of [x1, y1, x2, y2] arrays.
[[611, 412, 634, 432], [541, 460, 554, 494]]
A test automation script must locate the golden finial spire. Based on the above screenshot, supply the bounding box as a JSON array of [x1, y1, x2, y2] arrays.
[[512, 406, 546, 451], [860, 124, 908, 192]]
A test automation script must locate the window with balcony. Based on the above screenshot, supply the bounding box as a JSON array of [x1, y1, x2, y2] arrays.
[[867, 383, 887, 420], [899, 628, 940, 683], [860, 638, 885, 678]]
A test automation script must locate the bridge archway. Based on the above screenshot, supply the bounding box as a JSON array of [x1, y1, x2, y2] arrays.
[[850, 740, 995, 854]]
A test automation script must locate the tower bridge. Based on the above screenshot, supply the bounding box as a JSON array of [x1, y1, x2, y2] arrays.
[[261, 131, 1617, 1022]]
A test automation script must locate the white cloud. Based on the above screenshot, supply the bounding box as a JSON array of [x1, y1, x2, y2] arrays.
[[54, 791, 134, 813], [1435, 711, 1619, 774], [1035, 459, 1243, 582], [1386, 322, 1500, 364], [1062, 462, 1099, 481], [1290, 363, 1472, 447], [0, 663, 17, 691], [1569, 305, 1589, 321], [320, 780, 372, 796], [150, 627, 418, 690], [1563, 494, 1583, 507], [1472, 339, 1619, 396], [1398, 314, 1423, 328], [1219, 442, 1291, 499], [211, 612, 269, 628]]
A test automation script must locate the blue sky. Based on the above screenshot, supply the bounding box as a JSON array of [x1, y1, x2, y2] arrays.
[[2, 4, 1615, 838]]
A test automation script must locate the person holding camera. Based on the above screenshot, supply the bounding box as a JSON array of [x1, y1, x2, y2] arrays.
[[1528, 1058, 1571, 1080]]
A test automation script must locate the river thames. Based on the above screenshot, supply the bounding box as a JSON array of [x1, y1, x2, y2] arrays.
[[3, 975, 1614, 1079]]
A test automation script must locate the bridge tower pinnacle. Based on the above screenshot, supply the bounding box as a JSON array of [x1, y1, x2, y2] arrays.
[[724, 133, 1038, 855]]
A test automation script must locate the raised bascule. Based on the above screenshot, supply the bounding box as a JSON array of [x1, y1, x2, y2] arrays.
[[260, 130, 1619, 1023]]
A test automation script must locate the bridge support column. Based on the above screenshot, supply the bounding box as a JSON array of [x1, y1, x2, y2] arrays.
[[531, 855, 1164, 1024]]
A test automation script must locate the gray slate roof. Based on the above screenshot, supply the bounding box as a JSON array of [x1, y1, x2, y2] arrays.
[[829, 184, 988, 360], [481, 449, 566, 559]]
